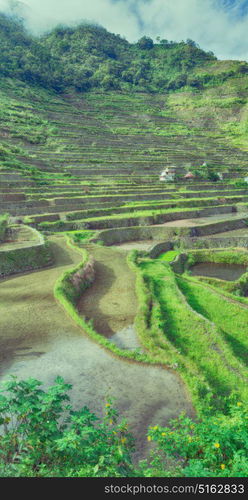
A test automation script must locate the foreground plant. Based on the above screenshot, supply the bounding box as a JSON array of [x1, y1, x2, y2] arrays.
[[0, 377, 134, 477], [1, 377, 247, 478], [145, 402, 248, 477]]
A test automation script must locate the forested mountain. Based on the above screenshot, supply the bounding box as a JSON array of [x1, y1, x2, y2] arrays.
[[1, 10, 248, 163], [1, 12, 248, 93], [0, 13, 63, 90]]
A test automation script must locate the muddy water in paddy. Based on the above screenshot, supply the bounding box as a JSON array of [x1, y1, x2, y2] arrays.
[[113, 240, 155, 251], [0, 238, 193, 460], [3, 337, 193, 460], [77, 245, 138, 338], [191, 262, 246, 281]]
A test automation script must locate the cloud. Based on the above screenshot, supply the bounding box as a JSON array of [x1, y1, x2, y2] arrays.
[[0, 0, 248, 61], [134, 0, 248, 60], [0, 0, 142, 40]]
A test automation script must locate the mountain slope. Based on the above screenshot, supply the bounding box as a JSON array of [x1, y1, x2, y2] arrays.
[[1, 13, 248, 183], [3, 12, 248, 94]]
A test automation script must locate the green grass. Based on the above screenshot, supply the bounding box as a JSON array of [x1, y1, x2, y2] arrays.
[[173, 247, 248, 295], [131, 256, 248, 412], [62, 197, 240, 223], [1, 77, 248, 195], [177, 275, 248, 367], [193, 271, 248, 298], [157, 251, 179, 262], [66, 230, 96, 244], [0, 89, 58, 144], [187, 248, 248, 266]]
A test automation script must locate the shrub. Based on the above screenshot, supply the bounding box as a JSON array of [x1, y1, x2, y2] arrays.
[[137, 36, 154, 50], [146, 401, 248, 477], [1, 377, 246, 478], [0, 377, 135, 477], [0, 213, 9, 242]]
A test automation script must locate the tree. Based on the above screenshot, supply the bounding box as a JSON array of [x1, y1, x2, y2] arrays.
[[186, 38, 198, 48], [137, 36, 154, 50], [159, 39, 169, 47], [168, 73, 187, 90]]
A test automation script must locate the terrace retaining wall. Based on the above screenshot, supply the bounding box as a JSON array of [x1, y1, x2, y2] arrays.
[[0, 226, 53, 276], [93, 216, 248, 247], [83, 206, 236, 231], [149, 237, 248, 258]]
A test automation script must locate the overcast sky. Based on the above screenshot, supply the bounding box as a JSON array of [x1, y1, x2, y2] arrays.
[[1, 0, 248, 61]]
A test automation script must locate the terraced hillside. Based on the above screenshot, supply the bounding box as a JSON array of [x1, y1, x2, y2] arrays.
[[1, 73, 248, 360], [1, 74, 248, 231], [1, 47, 248, 475]]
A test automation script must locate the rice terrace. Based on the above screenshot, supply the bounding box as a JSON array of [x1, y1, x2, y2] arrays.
[[0, 7, 248, 478]]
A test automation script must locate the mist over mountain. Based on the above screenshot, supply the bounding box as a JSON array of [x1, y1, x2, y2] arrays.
[[2, 10, 248, 95], [1, 0, 248, 60]]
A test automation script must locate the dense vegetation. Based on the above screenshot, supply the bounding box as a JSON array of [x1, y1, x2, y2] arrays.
[[0, 13, 63, 90], [1, 12, 248, 94], [0, 377, 247, 477]]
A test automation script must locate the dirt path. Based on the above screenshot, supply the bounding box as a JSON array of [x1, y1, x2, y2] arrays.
[[0, 237, 193, 460]]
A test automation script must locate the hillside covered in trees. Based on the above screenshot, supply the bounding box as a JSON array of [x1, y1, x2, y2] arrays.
[[1, 11, 248, 93]]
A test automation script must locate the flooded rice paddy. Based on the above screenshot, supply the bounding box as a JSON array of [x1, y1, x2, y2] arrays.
[[191, 262, 246, 281]]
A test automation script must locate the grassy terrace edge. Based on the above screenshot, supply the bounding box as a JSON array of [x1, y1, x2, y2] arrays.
[[54, 236, 162, 366], [128, 248, 248, 414]]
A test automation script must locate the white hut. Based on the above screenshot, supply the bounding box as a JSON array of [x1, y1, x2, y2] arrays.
[[159, 166, 175, 182]]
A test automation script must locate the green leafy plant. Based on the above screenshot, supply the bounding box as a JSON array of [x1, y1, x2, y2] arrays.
[[146, 401, 248, 477], [0, 376, 135, 477]]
